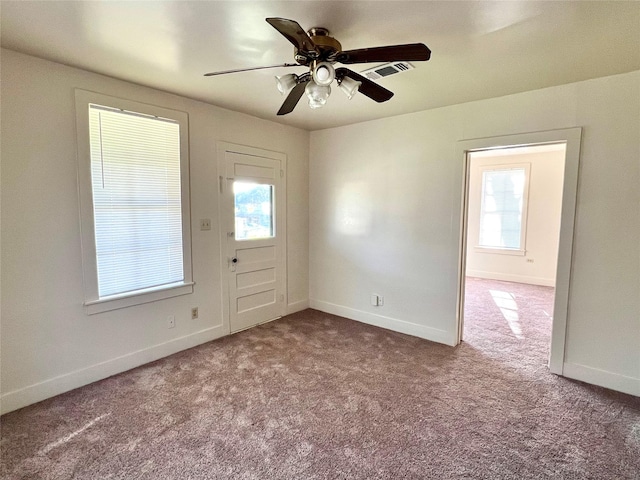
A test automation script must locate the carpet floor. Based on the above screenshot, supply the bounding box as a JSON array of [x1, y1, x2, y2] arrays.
[[1, 278, 639, 479]]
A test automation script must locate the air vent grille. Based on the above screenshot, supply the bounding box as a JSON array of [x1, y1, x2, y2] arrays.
[[360, 62, 415, 80]]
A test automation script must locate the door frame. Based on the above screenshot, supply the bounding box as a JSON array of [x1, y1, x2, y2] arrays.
[[216, 141, 287, 335], [454, 128, 582, 375]]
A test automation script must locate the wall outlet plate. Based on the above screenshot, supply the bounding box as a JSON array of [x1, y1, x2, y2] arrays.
[[370, 294, 384, 306], [191, 307, 198, 319], [167, 315, 176, 328]]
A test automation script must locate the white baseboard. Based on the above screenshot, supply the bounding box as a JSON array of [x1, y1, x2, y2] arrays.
[[466, 270, 555, 287], [562, 362, 640, 397], [310, 299, 457, 346], [0, 324, 227, 415], [286, 299, 309, 315]]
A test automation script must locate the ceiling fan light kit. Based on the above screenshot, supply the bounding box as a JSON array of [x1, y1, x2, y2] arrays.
[[275, 73, 298, 95], [338, 76, 362, 100], [205, 17, 431, 116], [305, 81, 331, 109], [311, 61, 335, 86]]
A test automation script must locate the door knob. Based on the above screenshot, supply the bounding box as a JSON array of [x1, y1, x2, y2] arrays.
[[232, 257, 238, 264]]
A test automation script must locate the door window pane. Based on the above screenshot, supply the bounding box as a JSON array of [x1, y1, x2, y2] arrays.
[[234, 182, 274, 240]]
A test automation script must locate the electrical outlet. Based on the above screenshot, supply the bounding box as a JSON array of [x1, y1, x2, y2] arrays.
[[191, 307, 199, 319], [526, 258, 535, 263], [377, 296, 384, 306], [167, 315, 176, 329], [199, 219, 211, 231]]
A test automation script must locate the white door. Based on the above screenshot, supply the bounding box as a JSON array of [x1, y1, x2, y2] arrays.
[[218, 144, 286, 333]]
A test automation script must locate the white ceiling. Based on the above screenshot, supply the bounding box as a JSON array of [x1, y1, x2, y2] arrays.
[[2, 1, 639, 131]]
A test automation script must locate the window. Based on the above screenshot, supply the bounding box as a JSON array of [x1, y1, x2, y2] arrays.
[[477, 164, 530, 255], [76, 90, 192, 314], [233, 182, 275, 240]]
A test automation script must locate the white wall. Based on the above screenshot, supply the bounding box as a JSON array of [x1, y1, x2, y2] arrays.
[[0, 49, 310, 413], [2, 48, 638, 410], [310, 70, 640, 396], [465, 149, 565, 286]]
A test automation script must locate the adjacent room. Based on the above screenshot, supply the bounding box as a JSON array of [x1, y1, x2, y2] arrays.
[[461, 144, 566, 357], [1, 1, 639, 478]]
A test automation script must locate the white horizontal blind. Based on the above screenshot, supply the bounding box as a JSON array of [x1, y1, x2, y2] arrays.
[[479, 168, 526, 250], [89, 104, 184, 298]]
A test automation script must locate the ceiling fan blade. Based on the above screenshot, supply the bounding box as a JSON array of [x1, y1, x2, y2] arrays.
[[337, 43, 431, 64], [204, 63, 299, 76], [266, 18, 318, 55], [277, 81, 307, 115], [336, 68, 394, 103]]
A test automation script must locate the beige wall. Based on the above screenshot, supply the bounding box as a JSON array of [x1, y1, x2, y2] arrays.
[[465, 148, 566, 286], [0, 49, 310, 413], [310, 70, 640, 395]]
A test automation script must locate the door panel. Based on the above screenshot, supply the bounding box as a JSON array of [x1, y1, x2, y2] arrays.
[[218, 146, 286, 333], [236, 245, 275, 263], [236, 268, 276, 289], [237, 290, 276, 313], [234, 163, 276, 179]]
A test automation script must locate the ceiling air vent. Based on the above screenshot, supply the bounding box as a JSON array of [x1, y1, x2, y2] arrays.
[[360, 62, 415, 80]]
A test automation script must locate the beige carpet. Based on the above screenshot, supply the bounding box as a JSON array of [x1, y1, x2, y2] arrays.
[[1, 278, 639, 479]]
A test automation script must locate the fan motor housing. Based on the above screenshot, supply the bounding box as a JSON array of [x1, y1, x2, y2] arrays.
[[295, 27, 342, 64]]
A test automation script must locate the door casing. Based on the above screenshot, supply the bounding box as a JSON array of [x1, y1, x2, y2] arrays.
[[455, 128, 582, 375]]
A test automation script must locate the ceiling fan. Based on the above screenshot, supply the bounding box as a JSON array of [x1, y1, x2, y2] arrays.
[[204, 18, 431, 115]]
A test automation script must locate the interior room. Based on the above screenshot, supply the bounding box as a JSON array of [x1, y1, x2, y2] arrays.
[[461, 144, 565, 350], [1, 1, 639, 478]]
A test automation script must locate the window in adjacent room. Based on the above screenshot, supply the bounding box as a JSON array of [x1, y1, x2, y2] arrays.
[[75, 90, 193, 314], [477, 164, 530, 255]]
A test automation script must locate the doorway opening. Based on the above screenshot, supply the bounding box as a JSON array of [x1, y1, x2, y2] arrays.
[[462, 144, 565, 367], [456, 128, 582, 374]]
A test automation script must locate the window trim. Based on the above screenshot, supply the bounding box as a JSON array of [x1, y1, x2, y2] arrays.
[[475, 163, 531, 256], [75, 90, 193, 314]]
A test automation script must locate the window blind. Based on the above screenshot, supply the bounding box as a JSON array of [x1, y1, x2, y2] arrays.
[[89, 104, 184, 298], [479, 168, 526, 250]]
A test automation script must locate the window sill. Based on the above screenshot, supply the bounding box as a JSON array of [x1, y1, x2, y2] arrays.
[[84, 282, 194, 315], [474, 246, 526, 256]]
